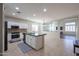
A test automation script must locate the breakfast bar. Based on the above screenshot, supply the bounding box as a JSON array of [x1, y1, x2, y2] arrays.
[[23, 33, 46, 50]]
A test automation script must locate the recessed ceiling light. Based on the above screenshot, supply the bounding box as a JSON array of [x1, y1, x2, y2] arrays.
[[43, 8, 47, 12], [33, 14, 36, 16], [12, 13, 15, 15], [15, 7, 19, 10]]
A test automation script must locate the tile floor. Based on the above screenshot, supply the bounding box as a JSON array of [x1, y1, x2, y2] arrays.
[[4, 35, 77, 56]]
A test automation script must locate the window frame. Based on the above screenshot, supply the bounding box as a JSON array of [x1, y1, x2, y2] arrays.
[[65, 22, 75, 32]]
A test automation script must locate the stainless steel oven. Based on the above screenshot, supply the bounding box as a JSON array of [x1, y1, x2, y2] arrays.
[[11, 26, 20, 39]]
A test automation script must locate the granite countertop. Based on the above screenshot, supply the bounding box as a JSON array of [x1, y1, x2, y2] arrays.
[[26, 32, 46, 37]]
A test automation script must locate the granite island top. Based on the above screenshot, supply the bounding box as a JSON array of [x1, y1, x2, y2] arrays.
[[25, 32, 46, 37]]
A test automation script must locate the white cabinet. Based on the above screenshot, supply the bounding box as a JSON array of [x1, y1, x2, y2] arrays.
[[26, 35, 44, 50], [26, 35, 31, 45], [19, 23, 28, 29], [8, 33, 11, 41], [31, 36, 36, 49], [8, 21, 28, 29]]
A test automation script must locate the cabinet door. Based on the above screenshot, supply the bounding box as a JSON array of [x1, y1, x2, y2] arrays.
[[31, 36, 36, 49], [25, 35, 28, 43], [26, 35, 31, 45], [8, 33, 11, 41]]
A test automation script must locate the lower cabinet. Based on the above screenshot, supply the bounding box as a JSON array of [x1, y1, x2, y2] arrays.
[[31, 36, 36, 48], [26, 35, 44, 50], [26, 35, 31, 45]]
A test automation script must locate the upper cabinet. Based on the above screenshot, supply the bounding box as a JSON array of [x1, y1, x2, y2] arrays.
[[8, 21, 28, 29], [19, 23, 28, 29]]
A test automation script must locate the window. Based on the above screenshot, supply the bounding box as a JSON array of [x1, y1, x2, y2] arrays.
[[32, 24, 39, 32], [51, 23, 56, 31], [49, 24, 52, 31], [65, 22, 75, 32], [43, 22, 58, 32], [48, 23, 57, 31]]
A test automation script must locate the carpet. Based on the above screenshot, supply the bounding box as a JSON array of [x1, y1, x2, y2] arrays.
[[18, 42, 32, 54]]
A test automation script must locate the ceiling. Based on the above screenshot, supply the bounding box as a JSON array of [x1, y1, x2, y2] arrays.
[[4, 3, 79, 23]]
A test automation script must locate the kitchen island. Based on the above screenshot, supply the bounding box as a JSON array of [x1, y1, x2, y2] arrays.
[[23, 33, 46, 50]]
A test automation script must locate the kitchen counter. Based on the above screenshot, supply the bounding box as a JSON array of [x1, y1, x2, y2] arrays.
[[23, 32, 46, 50], [26, 33, 46, 37]]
